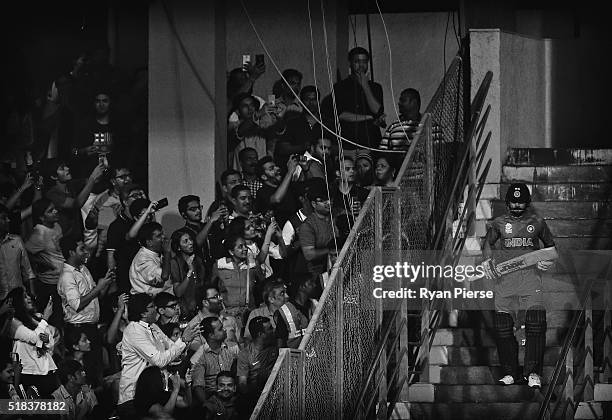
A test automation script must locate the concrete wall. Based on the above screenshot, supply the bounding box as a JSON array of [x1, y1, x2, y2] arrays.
[[225, 0, 344, 101], [149, 0, 226, 233], [349, 13, 458, 124]]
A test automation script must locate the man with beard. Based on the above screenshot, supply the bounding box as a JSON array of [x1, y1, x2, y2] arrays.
[[255, 156, 299, 227], [276, 85, 323, 165], [297, 137, 334, 182], [205, 170, 241, 260], [202, 371, 239, 420], [380, 88, 422, 151], [237, 316, 278, 407], [483, 183, 556, 389], [188, 286, 241, 356]]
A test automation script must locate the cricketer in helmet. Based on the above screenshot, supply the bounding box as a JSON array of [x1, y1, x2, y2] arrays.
[[505, 183, 530, 217]]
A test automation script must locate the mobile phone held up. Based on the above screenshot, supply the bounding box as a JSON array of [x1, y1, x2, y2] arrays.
[[255, 54, 265, 67], [154, 198, 169, 211]]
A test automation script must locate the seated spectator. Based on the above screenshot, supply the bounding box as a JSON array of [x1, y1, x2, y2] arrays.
[[169, 228, 206, 319], [237, 148, 262, 198], [0, 203, 36, 300], [274, 274, 318, 349], [211, 234, 265, 312], [228, 185, 254, 221], [255, 156, 299, 227], [299, 183, 335, 279], [117, 293, 198, 418], [129, 222, 173, 296], [374, 154, 399, 187], [6, 287, 57, 397], [133, 366, 187, 419], [53, 359, 98, 420], [354, 151, 374, 187], [40, 158, 105, 238], [188, 286, 240, 356], [192, 317, 238, 406], [379, 88, 421, 151], [106, 187, 148, 293], [153, 292, 180, 327], [202, 371, 238, 420], [237, 316, 278, 400], [25, 198, 65, 326], [276, 85, 322, 165], [244, 281, 288, 341]]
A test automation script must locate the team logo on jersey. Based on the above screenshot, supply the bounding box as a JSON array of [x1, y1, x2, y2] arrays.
[[504, 223, 513, 234], [526, 224, 535, 233], [513, 190, 521, 198]]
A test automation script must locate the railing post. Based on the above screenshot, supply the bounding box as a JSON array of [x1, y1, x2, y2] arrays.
[[424, 115, 434, 244], [283, 350, 291, 419], [293, 349, 305, 420], [584, 292, 594, 401], [564, 346, 574, 420], [374, 189, 387, 419], [395, 188, 410, 402], [336, 267, 344, 419], [603, 278, 612, 384]]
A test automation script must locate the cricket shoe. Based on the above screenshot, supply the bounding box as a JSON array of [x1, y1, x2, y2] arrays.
[[527, 373, 542, 389], [497, 375, 515, 385]]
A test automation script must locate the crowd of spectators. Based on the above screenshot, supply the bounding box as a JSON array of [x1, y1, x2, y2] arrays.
[[0, 44, 421, 419]]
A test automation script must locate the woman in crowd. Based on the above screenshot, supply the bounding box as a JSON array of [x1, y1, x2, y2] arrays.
[[374, 155, 398, 187], [169, 228, 207, 319], [355, 151, 374, 187], [6, 287, 57, 397], [212, 234, 265, 325]]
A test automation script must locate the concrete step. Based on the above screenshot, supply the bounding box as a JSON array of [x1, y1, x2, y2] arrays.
[[500, 183, 612, 202], [505, 148, 612, 166], [432, 327, 566, 347], [433, 384, 549, 403], [491, 200, 612, 219], [430, 345, 561, 366], [409, 402, 540, 420], [502, 165, 612, 183], [429, 365, 560, 385]]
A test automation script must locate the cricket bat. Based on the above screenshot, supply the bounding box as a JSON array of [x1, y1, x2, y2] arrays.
[[468, 246, 558, 282]]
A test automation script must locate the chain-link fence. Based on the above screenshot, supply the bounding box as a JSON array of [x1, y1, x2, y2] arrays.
[[251, 56, 466, 420]]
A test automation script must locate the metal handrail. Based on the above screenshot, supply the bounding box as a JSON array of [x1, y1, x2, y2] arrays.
[[537, 275, 597, 419]]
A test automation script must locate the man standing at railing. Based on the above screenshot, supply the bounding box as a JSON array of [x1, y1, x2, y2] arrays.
[[328, 47, 385, 150], [482, 183, 557, 389]]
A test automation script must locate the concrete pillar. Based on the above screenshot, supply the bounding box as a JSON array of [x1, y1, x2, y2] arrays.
[[148, 0, 226, 233]]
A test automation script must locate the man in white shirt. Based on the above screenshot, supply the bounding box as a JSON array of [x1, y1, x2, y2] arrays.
[[58, 236, 114, 388], [117, 293, 199, 418], [129, 222, 173, 296]]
